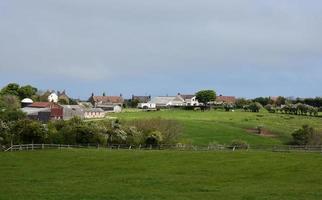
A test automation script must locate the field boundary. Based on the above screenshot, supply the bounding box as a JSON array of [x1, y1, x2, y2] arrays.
[[4, 143, 322, 153]]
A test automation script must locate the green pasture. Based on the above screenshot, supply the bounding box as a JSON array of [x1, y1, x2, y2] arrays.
[[110, 110, 322, 145], [1, 149, 321, 200]]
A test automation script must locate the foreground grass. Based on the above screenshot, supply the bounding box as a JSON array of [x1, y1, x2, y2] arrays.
[[110, 110, 322, 145], [1, 149, 322, 200]]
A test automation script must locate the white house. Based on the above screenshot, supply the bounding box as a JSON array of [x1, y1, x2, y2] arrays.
[[178, 94, 199, 106], [137, 102, 156, 109], [48, 92, 58, 103]]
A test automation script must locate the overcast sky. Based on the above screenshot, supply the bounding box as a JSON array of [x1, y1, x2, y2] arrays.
[[1, 0, 321, 99]]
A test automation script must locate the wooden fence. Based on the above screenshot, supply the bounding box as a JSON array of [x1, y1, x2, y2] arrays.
[[3, 143, 322, 153]]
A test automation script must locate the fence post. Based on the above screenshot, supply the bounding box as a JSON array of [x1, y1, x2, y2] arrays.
[[139, 144, 141, 150], [42, 144, 44, 149], [97, 144, 100, 150]]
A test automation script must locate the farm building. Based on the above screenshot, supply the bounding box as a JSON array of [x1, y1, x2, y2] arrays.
[[21, 98, 34, 108], [84, 108, 105, 119], [89, 94, 124, 112], [148, 96, 185, 108], [22, 102, 63, 121], [61, 105, 85, 120]]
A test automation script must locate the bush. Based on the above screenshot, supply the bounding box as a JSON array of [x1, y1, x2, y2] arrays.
[[126, 118, 183, 144], [291, 125, 322, 145], [230, 139, 249, 149]]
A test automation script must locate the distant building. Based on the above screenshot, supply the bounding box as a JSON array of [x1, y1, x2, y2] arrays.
[[89, 94, 124, 112], [22, 102, 63, 121], [61, 105, 85, 120], [178, 94, 199, 106], [214, 95, 236, 105], [137, 102, 156, 109], [58, 90, 70, 104], [48, 92, 58, 103], [148, 95, 185, 108], [84, 108, 105, 119], [21, 98, 34, 108], [132, 95, 151, 103]]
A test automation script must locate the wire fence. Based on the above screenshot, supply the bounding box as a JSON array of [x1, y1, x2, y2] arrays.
[[3, 143, 322, 153]]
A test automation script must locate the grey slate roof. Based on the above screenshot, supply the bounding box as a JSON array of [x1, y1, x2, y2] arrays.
[[21, 107, 50, 115]]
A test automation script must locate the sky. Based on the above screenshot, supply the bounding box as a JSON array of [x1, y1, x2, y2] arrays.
[[0, 0, 322, 99]]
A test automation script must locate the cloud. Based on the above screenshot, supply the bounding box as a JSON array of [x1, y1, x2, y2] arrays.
[[0, 0, 322, 97]]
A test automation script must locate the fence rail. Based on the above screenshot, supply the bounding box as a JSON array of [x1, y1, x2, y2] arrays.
[[3, 143, 322, 153]]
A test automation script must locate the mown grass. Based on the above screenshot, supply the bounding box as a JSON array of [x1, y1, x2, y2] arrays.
[[110, 110, 322, 145], [0, 149, 322, 200]]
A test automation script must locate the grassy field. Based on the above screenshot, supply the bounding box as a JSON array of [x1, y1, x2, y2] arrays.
[[1, 149, 322, 200], [110, 110, 322, 145]]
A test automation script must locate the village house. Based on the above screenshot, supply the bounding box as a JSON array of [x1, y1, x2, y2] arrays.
[[57, 90, 70, 104], [178, 93, 200, 106], [89, 94, 124, 112]]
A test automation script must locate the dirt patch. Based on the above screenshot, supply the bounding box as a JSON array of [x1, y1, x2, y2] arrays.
[[246, 128, 277, 138]]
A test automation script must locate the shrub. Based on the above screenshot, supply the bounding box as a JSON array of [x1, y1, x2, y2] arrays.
[[230, 139, 249, 149], [126, 118, 183, 144], [291, 125, 322, 145]]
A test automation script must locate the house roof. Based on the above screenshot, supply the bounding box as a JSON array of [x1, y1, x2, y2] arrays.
[[28, 102, 62, 108], [21, 107, 50, 115], [149, 96, 177, 105], [92, 96, 124, 104], [21, 98, 33, 103], [132, 95, 151, 103], [29, 102, 53, 108], [179, 94, 195, 100], [216, 96, 236, 103]]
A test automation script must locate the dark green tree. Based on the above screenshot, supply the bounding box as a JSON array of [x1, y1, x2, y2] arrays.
[[0, 83, 20, 96], [18, 85, 38, 99], [196, 90, 216, 105]]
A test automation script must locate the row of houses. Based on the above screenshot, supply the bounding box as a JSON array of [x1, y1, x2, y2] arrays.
[[137, 93, 236, 109], [20, 90, 236, 121]]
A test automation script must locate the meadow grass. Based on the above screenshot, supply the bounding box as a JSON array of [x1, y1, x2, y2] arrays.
[[110, 110, 322, 145], [0, 149, 322, 200]]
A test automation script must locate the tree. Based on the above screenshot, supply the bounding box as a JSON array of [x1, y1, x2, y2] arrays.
[[0, 95, 21, 110], [0, 83, 20, 96], [275, 96, 286, 106], [58, 98, 69, 105], [253, 97, 273, 107], [196, 90, 216, 105], [235, 98, 250, 109], [18, 85, 37, 99], [130, 99, 140, 108], [11, 119, 46, 144], [248, 102, 262, 112]]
